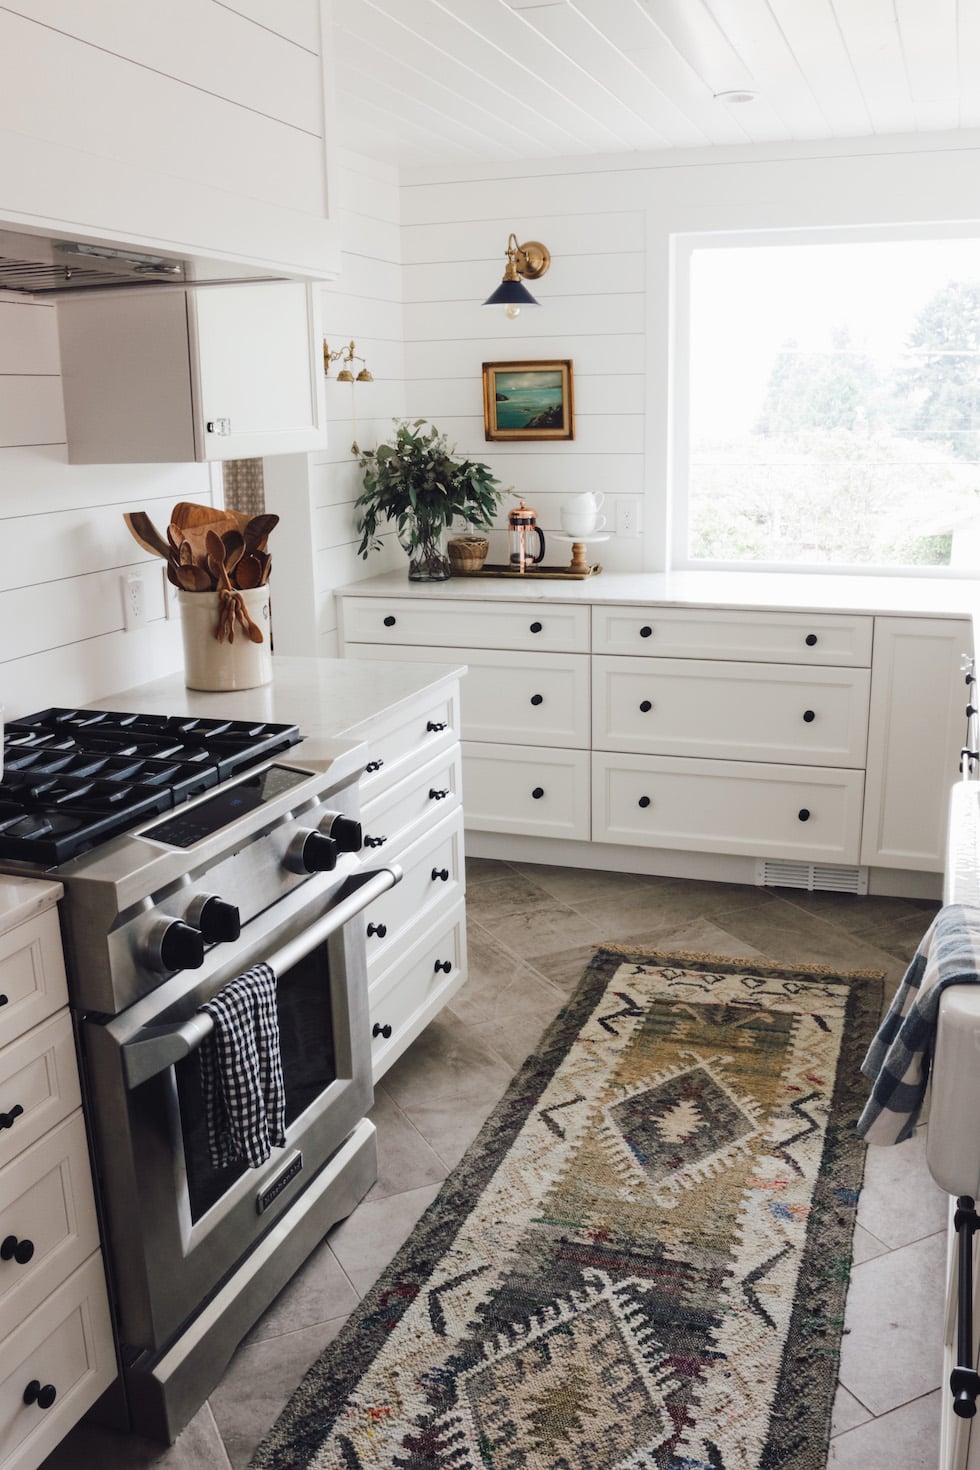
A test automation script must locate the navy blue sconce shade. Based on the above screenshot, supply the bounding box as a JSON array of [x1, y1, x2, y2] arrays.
[[483, 278, 540, 308]]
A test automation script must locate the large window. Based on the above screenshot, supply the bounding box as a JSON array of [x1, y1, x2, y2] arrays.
[[675, 233, 980, 573]]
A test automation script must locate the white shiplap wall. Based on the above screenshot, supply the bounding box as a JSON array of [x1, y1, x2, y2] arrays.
[[0, 292, 214, 720], [265, 148, 406, 658]]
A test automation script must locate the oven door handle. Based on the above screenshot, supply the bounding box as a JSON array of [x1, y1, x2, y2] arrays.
[[120, 865, 402, 1090]]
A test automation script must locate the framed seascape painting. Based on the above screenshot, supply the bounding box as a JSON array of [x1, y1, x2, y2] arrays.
[[482, 360, 575, 441]]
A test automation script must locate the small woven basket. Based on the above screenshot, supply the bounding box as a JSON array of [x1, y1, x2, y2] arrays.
[[448, 535, 489, 573]]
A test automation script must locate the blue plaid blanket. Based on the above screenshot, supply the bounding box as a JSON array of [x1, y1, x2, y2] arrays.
[[857, 903, 980, 1144]]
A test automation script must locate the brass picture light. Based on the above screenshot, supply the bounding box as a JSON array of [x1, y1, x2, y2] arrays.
[[483, 234, 551, 318]]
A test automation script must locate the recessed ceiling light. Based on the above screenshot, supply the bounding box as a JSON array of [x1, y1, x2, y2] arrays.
[[714, 89, 758, 105]]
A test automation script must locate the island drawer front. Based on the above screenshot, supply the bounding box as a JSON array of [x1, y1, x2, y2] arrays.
[[349, 681, 461, 803], [341, 598, 589, 654], [369, 899, 467, 1082], [363, 808, 464, 985], [592, 752, 864, 863], [0, 1114, 101, 1346], [591, 606, 873, 666], [0, 1012, 81, 1171], [360, 746, 462, 860], [0, 911, 69, 1049], [0, 1252, 115, 1470], [593, 656, 870, 767], [462, 743, 590, 840]]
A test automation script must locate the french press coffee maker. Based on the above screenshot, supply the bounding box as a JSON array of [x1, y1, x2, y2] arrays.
[[507, 498, 546, 573]]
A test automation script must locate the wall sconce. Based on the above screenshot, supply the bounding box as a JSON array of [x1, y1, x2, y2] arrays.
[[323, 339, 373, 382], [483, 234, 551, 319]]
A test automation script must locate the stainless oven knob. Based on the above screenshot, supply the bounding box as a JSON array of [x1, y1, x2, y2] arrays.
[[318, 813, 362, 853], [143, 917, 205, 973], [284, 829, 339, 874], [186, 894, 241, 945]]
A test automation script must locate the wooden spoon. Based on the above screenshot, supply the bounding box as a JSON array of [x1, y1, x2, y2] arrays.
[[175, 562, 212, 592], [222, 529, 245, 582], [124, 511, 170, 559], [235, 552, 263, 589], [243, 514, 279, 553], [206, 529, 231, 591]]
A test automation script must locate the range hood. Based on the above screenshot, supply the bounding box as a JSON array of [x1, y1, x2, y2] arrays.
[[0, 227, 286, 296]]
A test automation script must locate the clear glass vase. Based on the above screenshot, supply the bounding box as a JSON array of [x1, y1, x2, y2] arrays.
[[398, 515, 451, 581]]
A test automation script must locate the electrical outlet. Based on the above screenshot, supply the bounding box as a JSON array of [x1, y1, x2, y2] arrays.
[[617, 498, 641, 538], [121, 574, 146, 631]]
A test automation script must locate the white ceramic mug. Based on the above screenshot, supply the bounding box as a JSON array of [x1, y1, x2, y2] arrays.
[[560, 509, 606, 536], [562, 492, 605, 515]]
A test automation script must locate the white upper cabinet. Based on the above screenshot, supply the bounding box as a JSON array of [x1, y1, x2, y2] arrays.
[[58, 283, 326, 462], [0, 1, 338, 278]]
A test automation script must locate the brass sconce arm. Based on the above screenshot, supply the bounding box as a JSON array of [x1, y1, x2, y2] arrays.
[[502, 234, 551, 283], [323, 338, 373, 383]]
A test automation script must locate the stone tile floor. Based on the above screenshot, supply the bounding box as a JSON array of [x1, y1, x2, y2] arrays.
[[43, 857, 949, 1468]]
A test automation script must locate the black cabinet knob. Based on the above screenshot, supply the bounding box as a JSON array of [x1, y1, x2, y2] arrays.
[[531, 787, 544, 800], [802, 709, 816, 723], [0, 994, 7, 1006], [366, 922, 387, 938], [638, 795, 651, 809], [640, 625, 653, 638], [429, 787, 450, 800], [365, 759, 384, 773], [383, 615, 396, 627], [426, 720, 447, 732], [529, 621, 543, 633], [434, 959, 452, 974], [639, 700, 652, 713], [1, 1234, 34, 1265], [363, 834, 387, 848], [798, 808, 811, 822], [0, 1105, 24, 1131], [160, 921, 205, 973], [23, 1380, 57, 1410], [530, 694, 544, 706], [431, 867, 450, 882], [805, 633, 818, 647], [372, 1022, 392, 1039], [197, 897, 241, 945]]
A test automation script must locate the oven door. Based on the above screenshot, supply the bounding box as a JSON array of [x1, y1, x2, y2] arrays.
[[80, 866, 398, 1353]]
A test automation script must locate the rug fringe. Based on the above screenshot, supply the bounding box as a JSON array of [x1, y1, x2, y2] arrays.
[[593, 942, 886, 981]]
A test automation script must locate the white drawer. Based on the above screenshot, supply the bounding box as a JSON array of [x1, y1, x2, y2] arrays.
[[0, 911, 68, 1049], [462, 742, 590, 840], [0, 1252, 115, 1470], [363, 809, 464, 984], [592, 752, 865, 862], [369, 899, 467, 1081], [0, 1012, 81, 1170], [593, 656, 870, 767], [592, 605, 873, 666], [0, 1114, 101, 1340], [454, 649, 590, 747], [360, 745, 462, 860], [341, 597, 589, 653], [343, 681, 461, 802]]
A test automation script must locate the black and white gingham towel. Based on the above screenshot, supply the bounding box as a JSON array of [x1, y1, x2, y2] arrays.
[[198, 963, 286, 1169], [857, 903, 980, 1145]]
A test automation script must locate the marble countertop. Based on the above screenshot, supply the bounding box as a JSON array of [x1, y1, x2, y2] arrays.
[[0, 875, 63, 935], [335, 568, 980, 620]]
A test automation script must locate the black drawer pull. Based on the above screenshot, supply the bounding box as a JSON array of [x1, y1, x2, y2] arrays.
[[429, 787, 449, 800], [365, 759, 384, 773], [805, 633, 818, 647], [803, 709, 815, 723], [0, 995, 7, 1006], [531, 786, 544, 800], [383, 615, 396, 627], [1, 1234, 34, 1265], [23, 1380, 57, 1411], [363, 834, 387, 848], [529, 621, 543, 634], [638, 795, 651, 809], [798, 808, 811, 822], [426, 720, 447, 732], [0, 1105, 24, 1131], [640, 625, 653, 638], [432, 867, 450, 882], [372, 1022, 392, 1039], [366, 922, 387, 939], [639, 700, 653, 713], [530, 694, 544, 706], [434, 959, 452, 974]]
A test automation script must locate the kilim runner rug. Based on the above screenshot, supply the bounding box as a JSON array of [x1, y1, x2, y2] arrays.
[[249, 946, 884, 1470]]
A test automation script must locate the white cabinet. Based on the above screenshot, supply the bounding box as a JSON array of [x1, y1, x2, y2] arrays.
[[0, 883, 115, 1470], [58, 283, 325, 463], [861, 617, 972, 872]]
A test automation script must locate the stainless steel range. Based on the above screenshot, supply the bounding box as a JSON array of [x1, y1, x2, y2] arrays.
[[0, 707, 399, 1443]]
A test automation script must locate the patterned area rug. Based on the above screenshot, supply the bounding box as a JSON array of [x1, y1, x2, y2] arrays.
[[249, 947, 884, 1470]]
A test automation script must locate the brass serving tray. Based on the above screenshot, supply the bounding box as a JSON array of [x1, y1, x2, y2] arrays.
[[453, 561, 602, 581]]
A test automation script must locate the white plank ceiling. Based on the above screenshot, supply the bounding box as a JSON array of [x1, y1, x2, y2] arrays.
[[332, 0, 980, 168]]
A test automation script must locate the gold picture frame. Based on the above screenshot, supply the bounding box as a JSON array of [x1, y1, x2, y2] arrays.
[[482, 360, 574, 441]]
